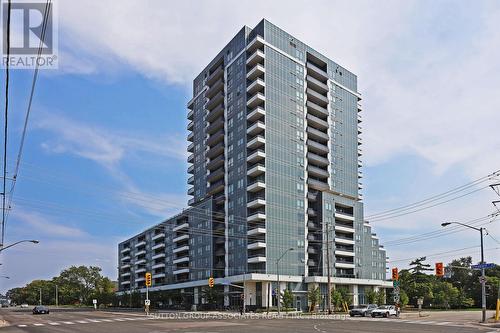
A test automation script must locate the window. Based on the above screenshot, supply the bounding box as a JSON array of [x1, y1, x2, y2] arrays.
[[228, 184, 234, 194], [228, 118, 233, 128], [228, 157, 234, 168], [297, 183, 304, 192], [296, 199, 304, 208]]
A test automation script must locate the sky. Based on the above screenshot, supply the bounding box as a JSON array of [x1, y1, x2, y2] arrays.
[[1, 0, 500, 292]]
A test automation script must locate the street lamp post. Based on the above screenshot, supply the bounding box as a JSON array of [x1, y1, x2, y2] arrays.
[[276, 247, 294, 315], [0, 240, 39, 253], [441, 222, 486, 323]]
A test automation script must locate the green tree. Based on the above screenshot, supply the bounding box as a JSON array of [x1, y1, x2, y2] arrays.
[[366, 289, 377, 304], [375, 289, 386, 305], [399, 290, 409, 307], [307, 286, 320, 312], [282, 289, 294, 310], [56, 266, 104, 305]]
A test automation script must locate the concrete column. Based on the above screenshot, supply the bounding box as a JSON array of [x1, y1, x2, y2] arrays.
[[245, 282, 256, 306], [194, 287, 199, 305], [262, 281, 273, 307], [224, 285, 229, 307], [350, 285, 359, 306]]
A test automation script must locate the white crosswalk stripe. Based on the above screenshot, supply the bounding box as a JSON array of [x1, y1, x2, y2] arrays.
[[63, 321, 75, 324], [17, 325, 27, 327], [48, 322, 61, 325], [77, 320, 89, 324], [33, 323, 44, 326]]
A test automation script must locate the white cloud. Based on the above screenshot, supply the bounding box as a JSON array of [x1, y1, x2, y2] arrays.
[[9, 209, 88, 238]]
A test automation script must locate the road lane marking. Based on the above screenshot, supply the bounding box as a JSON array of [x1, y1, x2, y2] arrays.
[[77, 320, 89, 323], [114, 318, 126, 321], [101, 319, 113, 322], [86, 319, 102, 322], [49, 322, 61, 325], [63, 321, 75, 324], [33, 323, 44, 326], [434, 322, 452, 325], [17, 325, 27, 327]]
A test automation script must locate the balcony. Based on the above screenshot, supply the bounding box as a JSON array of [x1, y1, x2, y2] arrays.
[[247, 92, 265, 109], [206, 91, 224, 111], [188, 165, 194, 174], [207, 154, 224, 171], [247, 106, 265, 122], [206, 141, 224, 159], [173, 245, 189, 254], [135, 250, 146, 256], [153, 273, 166, 278], [247, 121, 265, 136], [206, 77, 224, 99], [187, 187, 194, 196], [307, 126, 329, 142], [307, 152, 329, 166], [307, 113, 329, 130], [152, 263, 166, 269], [358, 137, 363, 145], [207, 178, 224, 195], [306, 75, 329, 94], [187, 175, 194, 185], [307, 259, 317, 266], [152, 253, 165, 260], [121, 272, 131, 277], [247, 149, 265, 163], [247, 256, 266, 263], [173, 256, 189, 264], [135, 259, 146, 265], [187, 121, 194, 131], [173, 234, 189, 243], [207, 102, 224, 122], [247, 78, 265, 95], [121, 264, 131, 269], [152, 243, 165, 250], [335, 237, 355, 245], [306, 88, 329, 107], [187, 108, 194, 120], [187, 142, 194, 153], [120, 247, 130, 254], [247, 164, 265, 177], [206, 64, 224, 86], [207, 167, 224, 183], [247, 35, 265, 52], [307, 178, 329, 191], [358, 113, 362, 123], [247, 197, 266, 209], [335, 262, 355, 269], [335, 211, 354, 222], [247, 242, 266, 250], [247, 227, 266, 236], [136, 268, 146, 274], [307, 139, 329, 155], [358, 148, 363, 156], [247, 135, 265, 149], [121, 280, 130, 285], [187, 132, 194, 142], [247, 211, 266, 222], [335, 225, 355, 234], [306, 100, 329, 118], [173, 222, 189, 232], [206, 117, 224, 135], [247, 180, 266, 192], [188, 153, 194, 163], [306, 62, 328, 81], [335, 250, 355, 257], [135, 241, 146, 248], [246, 49, 265, 66], [206, 129, 224, 146], [247, 63, 265, 80], [308, 165, 329, 179], [173, 268, 190, 275]]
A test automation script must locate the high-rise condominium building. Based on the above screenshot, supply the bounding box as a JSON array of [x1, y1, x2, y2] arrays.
[[118, 19, 390, 311]]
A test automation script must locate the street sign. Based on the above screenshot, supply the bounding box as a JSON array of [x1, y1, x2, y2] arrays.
[[417, 298, 424, 305], [145, 299, 150, 306], [392, 280, 400, 288], [394, 286, 400, 293], [479, 276, 487, 284], [92, 299, 97, 304], [393, 295, 400, 302], [471, 263, 496, 270]]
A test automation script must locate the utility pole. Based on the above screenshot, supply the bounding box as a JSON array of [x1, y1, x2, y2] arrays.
[[326, 223, 332, 314], [39, 288, 42, 305], [480, 227, 486, 323], [55, 285, 58, 307]]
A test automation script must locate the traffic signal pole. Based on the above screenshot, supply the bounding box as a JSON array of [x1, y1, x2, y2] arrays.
[[480, 228, 486, 323]]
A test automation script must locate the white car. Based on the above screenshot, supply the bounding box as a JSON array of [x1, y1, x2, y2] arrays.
[[371, 305, 398, 318]]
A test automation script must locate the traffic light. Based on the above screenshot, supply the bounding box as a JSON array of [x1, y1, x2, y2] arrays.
[[145, 272, 152, 287], [391, 267, 399, 281], [208, 277, 215, 288], [435, 262, 444, 277]]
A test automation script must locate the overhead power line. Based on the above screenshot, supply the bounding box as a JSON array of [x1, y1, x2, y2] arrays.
[[3, 0, 52, 241], [366, 169, 500, 221]]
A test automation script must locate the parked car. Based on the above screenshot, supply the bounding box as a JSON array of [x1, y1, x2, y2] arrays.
[[371, 305, 397, 318], [349, 304, 378, 317], [20, 304, 29, 308], [32, 306, 49, 315]]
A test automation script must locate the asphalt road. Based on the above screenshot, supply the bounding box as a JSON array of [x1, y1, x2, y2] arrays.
[[1, 309, 498, 333]]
